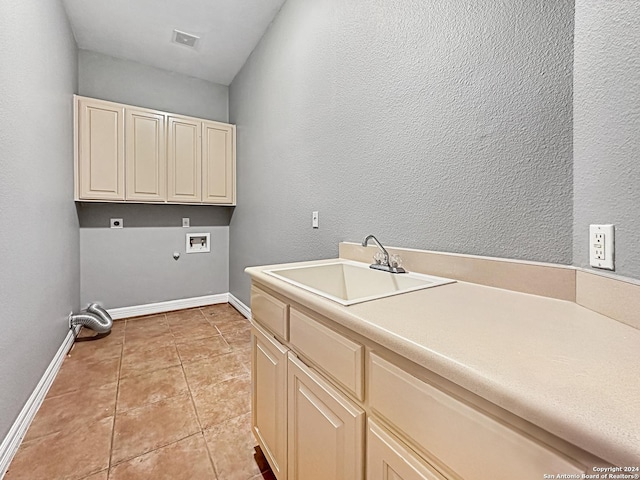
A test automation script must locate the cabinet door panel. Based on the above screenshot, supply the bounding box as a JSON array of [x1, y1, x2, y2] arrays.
[[167, 116, 201, 202], [77, 98, 124, 200], [367, 419, 446, 480], [125, 109, 166, 201], [287, 353, 364, 480], [202, 121, 235, 204], [369, 353, 586, 480], [252, 324, 288, 480]]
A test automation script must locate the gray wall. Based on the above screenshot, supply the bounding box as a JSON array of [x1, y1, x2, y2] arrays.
[[229, 0, 575, 304], [573, 0, 640, 279], [0, 0, 78, 440], [78, 51, 232, 309], [79, 49, 228, 121], [78, 205, 231, 308]]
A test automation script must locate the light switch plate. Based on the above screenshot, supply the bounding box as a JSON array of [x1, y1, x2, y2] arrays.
[[589, 224, 614, 270]]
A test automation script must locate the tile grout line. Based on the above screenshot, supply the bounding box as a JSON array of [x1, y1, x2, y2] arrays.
[[106, 318, 128, 474]]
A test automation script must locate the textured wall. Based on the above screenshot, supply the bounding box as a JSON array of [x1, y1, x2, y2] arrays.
[[229, 0, 575, 305], [79, 49, 228, 121], [78, 52, 232, 309], [0, 0, 79, 440], [573, 0, 640, 279]]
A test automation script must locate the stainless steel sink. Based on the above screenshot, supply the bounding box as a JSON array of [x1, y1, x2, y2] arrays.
[[265, 260, 455, 306]]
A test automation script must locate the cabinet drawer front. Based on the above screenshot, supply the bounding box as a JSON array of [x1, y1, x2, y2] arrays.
[[369, 353, 585, 480], [251, 287, 289, 340], [290, 308, 363, 400], [368, 418, 446, 480]]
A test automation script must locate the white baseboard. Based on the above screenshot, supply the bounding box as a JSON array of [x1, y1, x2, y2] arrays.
[[107, 293, 229, 320], [0, 326, 79, 479], [228, 293, 251, 319]]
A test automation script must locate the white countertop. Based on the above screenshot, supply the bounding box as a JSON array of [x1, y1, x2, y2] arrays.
[[246, 258, 640, 467]]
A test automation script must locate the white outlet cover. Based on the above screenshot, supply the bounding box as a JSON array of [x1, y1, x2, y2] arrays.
[[182, 217, 190, 228], [589, 224, 614, 270], [110, 218, 123, 228]]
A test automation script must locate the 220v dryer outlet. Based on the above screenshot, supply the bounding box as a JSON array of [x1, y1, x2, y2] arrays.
[[589, 224, 614, 270]]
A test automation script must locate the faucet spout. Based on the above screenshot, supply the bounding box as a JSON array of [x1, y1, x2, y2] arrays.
[[362, 235, 390, 265], [361, 235, 406, 273]]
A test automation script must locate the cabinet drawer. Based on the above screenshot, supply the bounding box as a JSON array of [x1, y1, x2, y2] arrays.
[[289, 308, 363, 400], [251, 287, 289, 340], [369, 353, 585, 480], [367, 418, 446, 480]]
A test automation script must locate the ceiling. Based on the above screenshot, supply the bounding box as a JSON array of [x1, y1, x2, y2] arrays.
[[62, 0, 286, 86]]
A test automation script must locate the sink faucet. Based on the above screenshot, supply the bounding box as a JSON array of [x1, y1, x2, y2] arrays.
[[361, 235, 406, 273]]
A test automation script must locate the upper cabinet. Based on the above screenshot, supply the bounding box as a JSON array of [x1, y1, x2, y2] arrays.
[[167, 115, 202, 203], [125, 108, 166, 202], [75, 97, 125, 201], [74, 95, 236, 205], [202, 120, 235, 204]]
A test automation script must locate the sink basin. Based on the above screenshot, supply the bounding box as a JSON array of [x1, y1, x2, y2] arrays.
[[265, 260, 455, 305]]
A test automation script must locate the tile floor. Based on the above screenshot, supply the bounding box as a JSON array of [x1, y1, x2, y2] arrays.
[[4, 304, 274, 480]]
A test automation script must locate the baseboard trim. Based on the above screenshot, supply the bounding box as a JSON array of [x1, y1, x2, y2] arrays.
[[228, 293, 251, 319], [107, 293, 229, 320], [0, 326, 79, 479]]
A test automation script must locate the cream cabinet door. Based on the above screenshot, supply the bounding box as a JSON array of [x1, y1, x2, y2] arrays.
[[167, 115, 201, 202], [252, 324, 289, 480], [202, 120, 235, 204], [287, 352, 364, 480], [367, 419, 446, 480], [76, 97, 125, 200], [125, 108, 166, 202]]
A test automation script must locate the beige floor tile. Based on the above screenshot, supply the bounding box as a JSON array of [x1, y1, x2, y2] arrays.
[[221, 328, 252, 350], [183, 352, 247, 390], [122, 331, 176, 354], [81, 470, 108, 480], [109, 434, 216, 480], [25, 381, 117, 441], [66, 337, 123, 364], [171, 320, 221, 342], [250, 471, 277, 480], [192, 375, 250, 429], [111, 393, 200, 465], [120, 343, 180, 379], [117, 365, 189, 412], [125, 313, 167, 325], [5, 416, 113, 480], [47, 356, 120, 397], [175, 335, 231, 364], [203, 413, 269, 480], [210, 315, 250, 335], [124, 322, 171, 342], [165, 308, 205, 325]]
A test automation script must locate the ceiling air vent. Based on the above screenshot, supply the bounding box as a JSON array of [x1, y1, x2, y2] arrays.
[[172, 29, 199, 48]]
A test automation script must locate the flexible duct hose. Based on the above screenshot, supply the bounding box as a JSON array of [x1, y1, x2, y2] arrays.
[[87, 303, 113, 331], [69, 303, 113, 333]]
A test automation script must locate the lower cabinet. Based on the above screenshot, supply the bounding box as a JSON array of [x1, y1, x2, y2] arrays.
[[252, 324, 288, 480], [251, 323, 365, 480], [287, 352, 364, 480], [367, 418, 445, 480]]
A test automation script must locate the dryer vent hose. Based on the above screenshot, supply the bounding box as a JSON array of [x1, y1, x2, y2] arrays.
[[69, 303, 113, 333]]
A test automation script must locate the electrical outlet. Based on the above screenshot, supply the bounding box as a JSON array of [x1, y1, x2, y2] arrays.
[[110, 218, 123, 229], [182, 217, 190, 228], [589, 224, 614, 270], [312, 211, 319, 228]]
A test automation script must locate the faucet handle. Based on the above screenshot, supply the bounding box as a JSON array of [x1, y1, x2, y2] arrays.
[[390, 254, 403, 268], [373, 252, 385, 265]]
